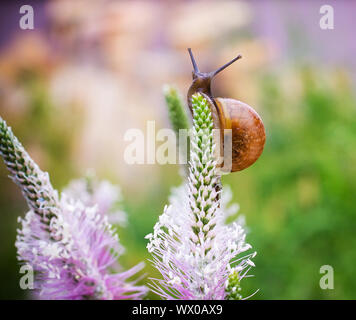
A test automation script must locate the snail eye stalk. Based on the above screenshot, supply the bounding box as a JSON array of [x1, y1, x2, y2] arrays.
[[212, 55, 242, 77], [188, 48, 241, 78], [188, 48, 199, 73]]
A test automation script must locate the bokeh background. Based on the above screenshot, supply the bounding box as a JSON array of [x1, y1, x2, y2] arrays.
[[1, 0, 356, 299]]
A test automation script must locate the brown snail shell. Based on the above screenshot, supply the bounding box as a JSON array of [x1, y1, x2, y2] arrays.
[[213, 97, 265, 172]]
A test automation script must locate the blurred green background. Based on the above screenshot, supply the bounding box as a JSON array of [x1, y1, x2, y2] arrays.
[[0, 0, 355, 299]]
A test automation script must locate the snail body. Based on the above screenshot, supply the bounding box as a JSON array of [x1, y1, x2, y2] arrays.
[[187, 48, 265, 173]]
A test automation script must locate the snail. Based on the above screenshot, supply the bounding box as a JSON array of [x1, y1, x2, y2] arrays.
[[187, 48, 266, 173]]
